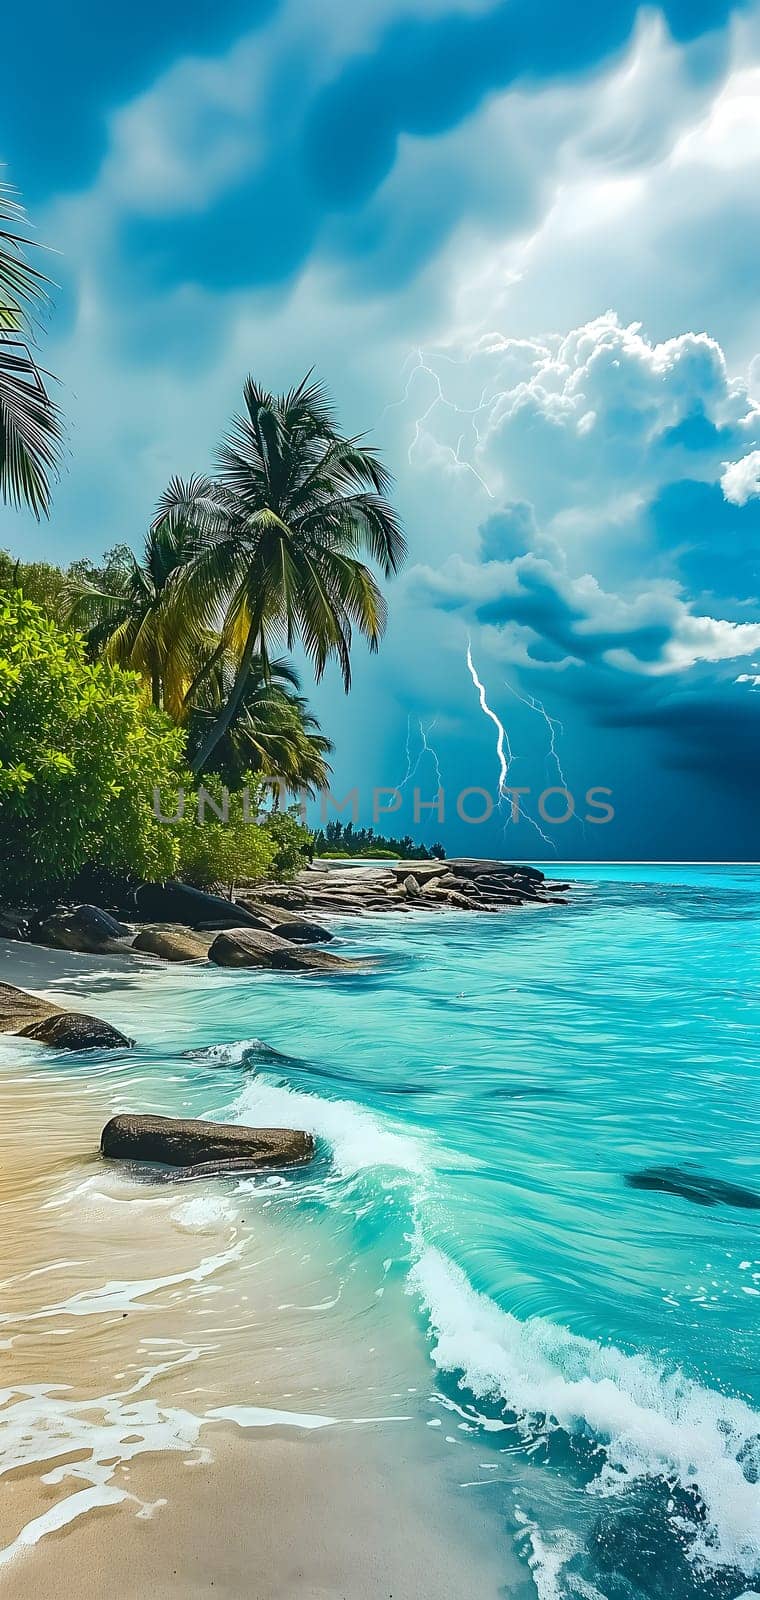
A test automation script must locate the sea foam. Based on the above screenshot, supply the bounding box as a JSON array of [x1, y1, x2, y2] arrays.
[[231, 1077, 424, 1179], [409, 1246, 760, 1578]]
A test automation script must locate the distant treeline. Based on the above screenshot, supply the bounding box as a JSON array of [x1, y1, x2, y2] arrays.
[[312, 821, 445, 860]]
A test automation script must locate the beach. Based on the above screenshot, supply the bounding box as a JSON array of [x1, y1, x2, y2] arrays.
[[0, 938, 513, 1598], [1, 866, 759, 1600]]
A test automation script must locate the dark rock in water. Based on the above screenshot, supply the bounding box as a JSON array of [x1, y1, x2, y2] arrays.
[[35, 903, 133, 955], [235, 898, 333, 943], [132, 927, 214, 962], [626, 1166, 760, 1210], [132, 880, 262, 931], [269, 915, 333, 944], [101, 1112, 313, 1171], [209, 927, 355, 973], [19, 1012, 134, 1050]]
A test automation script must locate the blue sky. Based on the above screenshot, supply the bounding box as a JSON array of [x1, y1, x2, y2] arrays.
[[2, 0, 760, 858]]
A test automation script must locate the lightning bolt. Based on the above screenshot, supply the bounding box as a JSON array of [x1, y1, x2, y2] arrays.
[[381, 348, 496, 498], [418, 718, 443, 794], [398, 714, 444, 797], [503, 679, 586, 838], [504, 681, 566, 788], [465, 642, 554, 850], [466, 644, 510, 793]]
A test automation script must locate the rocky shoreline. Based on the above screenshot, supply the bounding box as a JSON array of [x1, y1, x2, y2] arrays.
[[0, 857, 572, 1177], [0, 857, 571, 973], [285, 857, 570, 916]]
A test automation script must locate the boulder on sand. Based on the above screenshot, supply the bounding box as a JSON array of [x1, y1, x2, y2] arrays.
[[0, 982, 58, 1033], [101, 1112, 314, 1172], [35, 904, 133, 955], [131, 880, 263, 931], [19, 1012, 134, 1050], [209, 926, 355, 973], [132, 927, 214, 962], [0, 982, 132, 1048]]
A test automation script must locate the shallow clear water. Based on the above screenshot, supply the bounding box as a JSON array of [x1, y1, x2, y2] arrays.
[[3, 863, 759, 1599]]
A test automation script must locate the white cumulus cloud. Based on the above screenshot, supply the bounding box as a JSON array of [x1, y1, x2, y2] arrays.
[[721, 449, 760, 505]]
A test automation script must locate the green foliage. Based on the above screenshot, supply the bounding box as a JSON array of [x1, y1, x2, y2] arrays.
[[0, 549, 70, 614], [190, 654, 333, 794], [312, 820, 445, 860], [0, 592, 187, 898], [176, 786, 276, 895], [0, 184, 62, 517], [156, 371, 406, 774], [262, 805, 314, 878], [174, 777, 312, 894]]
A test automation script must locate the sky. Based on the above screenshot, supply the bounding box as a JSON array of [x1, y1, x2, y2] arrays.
[[2, 0, 760, 860]]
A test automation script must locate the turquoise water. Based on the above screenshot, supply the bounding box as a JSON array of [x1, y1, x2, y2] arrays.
[[11, 864, 760, 1597]]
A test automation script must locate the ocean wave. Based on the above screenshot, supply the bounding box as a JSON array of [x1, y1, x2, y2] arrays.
[[231, 1077, 424, 1179], [185, 1037, 265, 1065], [409, 1246, 760, 1579]]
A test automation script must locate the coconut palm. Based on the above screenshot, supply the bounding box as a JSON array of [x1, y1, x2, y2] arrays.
[[155, 373, 406, 776], [66, 523, 201, 714], [0, 184, 62, 517], [189, 652, 333, 794]]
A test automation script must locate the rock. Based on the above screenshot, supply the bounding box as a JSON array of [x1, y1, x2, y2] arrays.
[[235, 898, 333, 943], [420, 876, 443, 894], [0, 906, 32, 941], [0, 982, 58, 1033], [273, 945, 357, 972], [101, 1112, 314, 1171], [19, 1012, 134, 1050], [403, 874, 421, 897], [390, 861, 445, 884], [132, 928, 214, 962], [269, 915, 333, 944], [449, 859, 544, 882], [209, 927, 356, 973], [626, 1166, 760, 1210], [419, 888, 480, 909], [35, 903, 133, 955], [131, 880, 263, 931], [253, 886, 309, 911]]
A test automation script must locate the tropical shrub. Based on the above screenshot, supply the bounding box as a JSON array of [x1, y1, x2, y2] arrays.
[[262, 805, 314, 878], [174, 777, 312, 894], [0, 592, 187, 898], [175, 778, 277, 895]]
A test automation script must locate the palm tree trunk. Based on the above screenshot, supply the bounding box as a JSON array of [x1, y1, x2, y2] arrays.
[[189, 620, 259, 776], [151, 669, 162, 710], [181, 636, 227, 711]]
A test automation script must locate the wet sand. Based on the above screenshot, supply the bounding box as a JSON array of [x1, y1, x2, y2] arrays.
[[2, 1425, 509, 1600], [0, 941, 516, 1598]]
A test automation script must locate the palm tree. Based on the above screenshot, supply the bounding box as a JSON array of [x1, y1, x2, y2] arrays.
[[155, 373, 406, 776], [66, 523, 201, 715], [189, 652, 333, 793], [0, 183, 62, 517]]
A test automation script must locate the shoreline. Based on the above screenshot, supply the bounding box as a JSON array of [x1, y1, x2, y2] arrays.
[[0, 937, 518, 1597]]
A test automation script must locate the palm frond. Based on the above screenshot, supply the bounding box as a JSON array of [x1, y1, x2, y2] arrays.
[[0, 337, 62, 517]]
